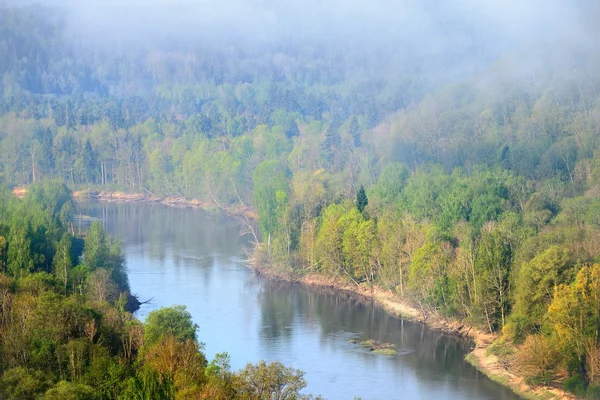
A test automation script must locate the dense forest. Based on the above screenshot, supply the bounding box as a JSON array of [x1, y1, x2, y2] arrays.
[[3, 0, 600, 397], [0, 181, 320, 399]]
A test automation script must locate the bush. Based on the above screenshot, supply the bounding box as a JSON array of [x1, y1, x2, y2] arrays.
[[587, 385, 600, 399], [587, 385, 600, 400], [42, 381, 99, 400], [233, 361, 308, 400], [503, 314, 531, 344], [0, 367, 51, 400], [563, 374, 586, 397], [143, 305, 197, 347], [515, 335, 566, 386]]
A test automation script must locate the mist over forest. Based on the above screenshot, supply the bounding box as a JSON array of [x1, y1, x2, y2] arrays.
[[2, 0, 600, 398], [4, 0, 599, 95]]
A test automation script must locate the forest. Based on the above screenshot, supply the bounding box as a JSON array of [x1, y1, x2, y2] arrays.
[[0, 181, 319, 399], [2, 0, 600, 397]]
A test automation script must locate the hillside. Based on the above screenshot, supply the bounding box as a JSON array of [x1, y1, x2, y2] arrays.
[[2, 1, 600, 397]]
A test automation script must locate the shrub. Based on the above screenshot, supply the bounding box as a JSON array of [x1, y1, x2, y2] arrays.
[[515, 335, 566, 386], [563, 374, 586, 397], [587, 385, 600, 400]]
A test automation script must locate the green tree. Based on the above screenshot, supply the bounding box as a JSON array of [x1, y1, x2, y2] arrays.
[[0, 235, 7, 273], [253, 160, 289, 239], [83, 221, 108, 272], [377, 214, 424, 296], [206, 352, 232, 381], [143, 306, 197, 347], [321, 123, 341, 170], [122, 366, 175, 400], [233, 361, 308, 400], [408, 239, 454, 312], [370, 163, 409, 209], [475, 225, 512, 332], [402, 166, 451, 220], [512, 246, 574, 336], [0, 367, 51, 400], [53, 233, 74, 293], [283, 118, 300, 139], [315, 204, 347, 276], [42, 381, 99, 400], [25, 180, 71, 218], [143, 335, 207, 398], [83, 222, 129, 293], [356, 186, 368, 213], [7, 222, 34, 278], [205, 352, 236, 399], [343, 216, 377, 282]]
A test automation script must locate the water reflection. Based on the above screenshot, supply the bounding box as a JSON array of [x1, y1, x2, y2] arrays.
[[257, 280, 476, 377], [79, 202, 245, 259], [78, 201, 521, 400]]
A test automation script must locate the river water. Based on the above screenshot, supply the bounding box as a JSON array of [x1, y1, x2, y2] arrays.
[[78, 201, 521, 400]]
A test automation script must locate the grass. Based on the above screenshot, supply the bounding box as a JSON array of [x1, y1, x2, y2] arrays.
[[486, 340, 515, 358], [358, 339, 397, 355], [373, 348, 398, 356], [360, 339, 377, 348]]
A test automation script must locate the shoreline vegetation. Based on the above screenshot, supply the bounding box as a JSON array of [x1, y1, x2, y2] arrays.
[[65, 188, 574, 400], [2, 3, 600, 398], [248, 262, 575, 400]]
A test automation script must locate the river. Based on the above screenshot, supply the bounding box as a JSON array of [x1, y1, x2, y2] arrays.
[[78, 201, 521, 400]]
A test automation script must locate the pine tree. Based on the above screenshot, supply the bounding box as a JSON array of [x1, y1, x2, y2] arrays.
[[356, 186, 368, 213]]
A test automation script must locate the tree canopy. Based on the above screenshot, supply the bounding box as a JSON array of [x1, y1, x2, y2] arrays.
[[1, 1, 600, 396]]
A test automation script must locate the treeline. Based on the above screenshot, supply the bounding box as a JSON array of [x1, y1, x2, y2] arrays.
[[3, 2, 600, 396], [254, 66, 600, 394], [0, 2, 496, 191], [0, 3, 439, 188], [0, 181, 319, 399], [253, 22, 600, 400]]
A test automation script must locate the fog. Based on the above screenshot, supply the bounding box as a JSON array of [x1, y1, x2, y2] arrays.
[[3, 0, 598, 88], [11, 0, 596, 54]]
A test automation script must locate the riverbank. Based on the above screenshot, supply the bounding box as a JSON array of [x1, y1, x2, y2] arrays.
[[71, 189, 257, 220], [23, 186, 573, 399], [249, 263, 575, 400]]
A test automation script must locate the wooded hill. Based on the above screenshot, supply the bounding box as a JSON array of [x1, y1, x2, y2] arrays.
[[2, 1, 600, 396]]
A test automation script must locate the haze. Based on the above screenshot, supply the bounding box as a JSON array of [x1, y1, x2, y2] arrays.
[[7, 0, 598, 84]]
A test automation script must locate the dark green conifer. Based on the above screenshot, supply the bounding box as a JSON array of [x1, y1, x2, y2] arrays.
[[356, 186, 368, 213]]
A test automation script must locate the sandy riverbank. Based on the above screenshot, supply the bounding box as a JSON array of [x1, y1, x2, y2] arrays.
[[249, 263, 575, 400], [71, 190, 257, 220]]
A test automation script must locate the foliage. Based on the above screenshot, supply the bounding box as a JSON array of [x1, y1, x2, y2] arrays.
[[563, 375, 586, 397], [0, 185, 320, 399], [42, 381, 100, 400], [233, 361, 308, 400], [356, 186, 368, 213], [2, 0, 600, 392], [515, 335, 567, 386], [253, 160, 289, 239], [143, 306, 198, 347]]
